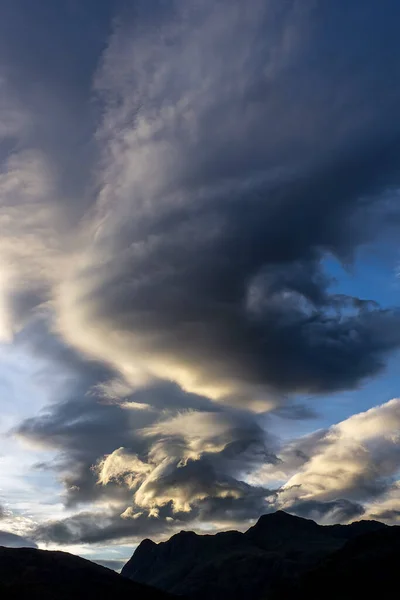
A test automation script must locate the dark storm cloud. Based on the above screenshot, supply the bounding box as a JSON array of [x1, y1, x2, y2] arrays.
[[270, 402, 318, 421], [14, 328, 400, 542], [32, 474, 272, 545], [58, 0, 400, 412], [22, 393, 276, 540], [0, 0, 116, 204], [371, 509, 400, 521], [32, 484, 260, 545], [3, 0, 400, 402], [14, 320, 146, 507], [15, 320, 275, 537], [0, 2, 119, 340], [5, 0, 400, 543], [32, 509, 179, 545]]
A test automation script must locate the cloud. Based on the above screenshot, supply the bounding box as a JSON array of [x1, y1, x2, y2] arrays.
[[281, 399, 400, 504], [13, 320, 146, 508], [92, 558, 126, 572], [23, 394, 400, 543], [17, 337, 400, 540], [3, 0, 400, 545], [1, 0, 400, 401], [96, 409, 276, 517], [253, 399, 400, 520], [0, 530, 37, 548], [54, 0, 400, 410], [32, 509, 178, 546], [365, 482, 400, 524], [287, 499, 366, 525], [15, 321, 274, 543], [0, 1, 116, 340]]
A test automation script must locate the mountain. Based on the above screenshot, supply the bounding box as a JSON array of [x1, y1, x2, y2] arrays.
[[0, 546, 174, 600], [0, 513, 396, 599], [122, 510, 390, 600], [273, 525, 400, 600]]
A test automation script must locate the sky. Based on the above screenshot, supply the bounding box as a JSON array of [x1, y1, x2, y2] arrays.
[[1, 0, 400, 570]]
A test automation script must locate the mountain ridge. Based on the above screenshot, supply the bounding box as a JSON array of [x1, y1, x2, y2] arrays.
[[0, 545, 174, 600], [0, 512, 396, 599], [122, 510, 391, 599]]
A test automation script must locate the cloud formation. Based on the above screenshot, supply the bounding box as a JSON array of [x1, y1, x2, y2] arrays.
[[0, 530, 37, 549], [286, 499, 366, 525], [245, 398, 400, 523], [2, 0, 400, 401], [15, 322, 273, 542], [1, 0, 400, 547], [279, 399, 400, 505], [53, 0, 400, 411], [98, 408, 274, 515], [22, 386, 400, 543]]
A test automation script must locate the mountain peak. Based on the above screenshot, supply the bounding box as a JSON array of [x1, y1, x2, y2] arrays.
[[140, 538, 157, 548], [256, 510, 308, 523], [134, 538, 157, 556], [247, 510, 319, 534], [122, 512, 396, 600]]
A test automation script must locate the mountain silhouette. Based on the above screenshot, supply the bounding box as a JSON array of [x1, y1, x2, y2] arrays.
[[0, 546, 174, 600], [0, 512, 396, 599], [122, 511, 390, 600], [273, 525, 400, 600]]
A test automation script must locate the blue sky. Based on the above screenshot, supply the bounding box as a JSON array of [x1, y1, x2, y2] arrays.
[[1, 0, 400, 567]]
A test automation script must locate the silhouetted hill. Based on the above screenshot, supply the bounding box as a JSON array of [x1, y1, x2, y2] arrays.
[[122, 511, 390, 600], [0, 546, 174, 600], [0, 513, 396, 599], [273, 525, 400, 600]]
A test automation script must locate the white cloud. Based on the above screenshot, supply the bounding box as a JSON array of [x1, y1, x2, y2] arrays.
[[95, 409, 272, 515], [365, 481, 400, 523], [268, 399, 400, 509]]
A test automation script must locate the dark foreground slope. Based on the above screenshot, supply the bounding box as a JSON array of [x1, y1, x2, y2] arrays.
[[274, 526, 400, 600], [122, 511, 390, 600], [0, 546, 174, 600]]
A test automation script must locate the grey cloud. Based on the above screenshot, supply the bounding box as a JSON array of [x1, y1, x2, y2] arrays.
[[364, 483, 400, 524], [93, 558, 126, 572], [2, 0, 400, 404], [0, 530, 37, 549], [14, 326, 400, 540], [370, 509, 400, 522], [17, 387, 148, 508], [192, 483, 272, 525], [14, 322, 147, 507], [56, 0, 400, 412], [132, 455, 270, 515], [16, 321, 275, 535], [4, 0, 400, 544], [0, 0, 116, 204], [96, 409, 276, 519], [33, 508, 191, 546], [0, 1, 117, 339], [32, 478, 272, 546], [287, 499, 365, 525], [269, 402, 318, 421]]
